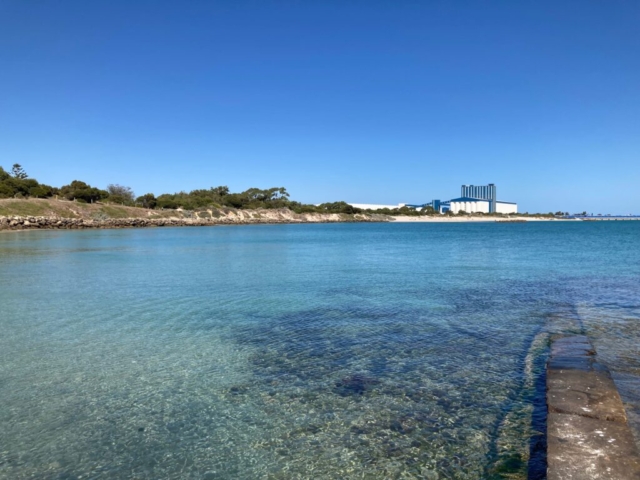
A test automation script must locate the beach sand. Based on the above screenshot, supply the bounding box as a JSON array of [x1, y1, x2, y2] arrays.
[[390, 215, 572, 222]]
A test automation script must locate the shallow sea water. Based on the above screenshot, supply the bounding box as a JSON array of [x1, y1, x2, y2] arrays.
[[1, 222, 639, 479]]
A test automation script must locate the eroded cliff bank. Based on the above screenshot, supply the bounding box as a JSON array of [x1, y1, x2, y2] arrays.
[[0, 199, 389, 230]]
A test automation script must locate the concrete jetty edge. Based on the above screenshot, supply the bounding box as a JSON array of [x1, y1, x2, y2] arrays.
[[547, 335, 640, 479]]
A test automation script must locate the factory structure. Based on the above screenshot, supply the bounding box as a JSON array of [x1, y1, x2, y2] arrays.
[[441, 183, 517, 214], [350, 183, 518, 214]]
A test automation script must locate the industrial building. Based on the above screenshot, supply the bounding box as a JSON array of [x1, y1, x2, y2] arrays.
[[447, 197, 517, 214], [348, 203, 408, 210], [445, 184, 517, 214], [349, 183, 517, 214]]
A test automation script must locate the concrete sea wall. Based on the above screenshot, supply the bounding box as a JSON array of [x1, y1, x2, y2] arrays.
[[547, 335, 640, 479]]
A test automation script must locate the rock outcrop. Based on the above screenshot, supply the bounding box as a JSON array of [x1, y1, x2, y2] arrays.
[[0, 209, 388, 231]]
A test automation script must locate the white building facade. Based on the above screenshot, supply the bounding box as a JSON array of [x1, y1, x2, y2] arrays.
[[496, 201, 518, 214], [348, 203, 407, 211], [448, 198, 517, 214], [348, 184, 517, 214]]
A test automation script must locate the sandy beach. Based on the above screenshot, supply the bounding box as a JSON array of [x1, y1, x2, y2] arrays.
[[390, 215, 572, 222]]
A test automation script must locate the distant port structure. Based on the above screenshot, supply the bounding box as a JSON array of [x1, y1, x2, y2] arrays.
[[349, 183, 518, 214]]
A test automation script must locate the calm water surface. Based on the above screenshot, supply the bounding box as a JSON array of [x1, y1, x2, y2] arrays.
[[1, 222, 639, 479]]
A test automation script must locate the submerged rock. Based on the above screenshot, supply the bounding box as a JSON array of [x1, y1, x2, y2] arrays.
[[334, 374, 379, 396]]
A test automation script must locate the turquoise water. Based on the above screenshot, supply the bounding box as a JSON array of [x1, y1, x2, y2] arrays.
[[1, 222, 639, 479]]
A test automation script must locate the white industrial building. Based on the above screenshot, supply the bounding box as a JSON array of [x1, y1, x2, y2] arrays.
[[348, 183, 518, 214], [448, 198, 517, 214], [442, 184, 517, 214], [348, 203, 407, 211]]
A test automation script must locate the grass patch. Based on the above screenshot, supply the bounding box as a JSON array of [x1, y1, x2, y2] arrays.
[[50, 207, 78, 218], [99, 205, 136, 219], [151, 209, 180, 218], [0, 200, 49, 216]]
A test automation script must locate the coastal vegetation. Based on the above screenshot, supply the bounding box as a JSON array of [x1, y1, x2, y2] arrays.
[[0, 164, 570, 219], [0, 164, 428, 216], [0, 198, 387, 231]]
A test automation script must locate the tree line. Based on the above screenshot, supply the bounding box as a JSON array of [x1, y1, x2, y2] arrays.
[[6, 164, 574, 217], [0, 163, 405, 215], [0, 164, 135, 205]]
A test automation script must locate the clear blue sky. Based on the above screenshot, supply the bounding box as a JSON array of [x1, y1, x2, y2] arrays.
[[1, 1, 638, 213]]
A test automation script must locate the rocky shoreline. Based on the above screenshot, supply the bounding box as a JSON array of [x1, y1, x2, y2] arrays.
[[0, 212, 388, 231]]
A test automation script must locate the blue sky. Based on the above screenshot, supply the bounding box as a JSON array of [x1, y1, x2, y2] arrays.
[[1, 1, 638, 213]]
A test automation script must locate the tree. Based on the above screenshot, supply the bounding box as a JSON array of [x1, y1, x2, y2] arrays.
[[156, 194, 180, 209], [317, 201, 362, 214], [211, 186, 229, 197], [29, 185, 53, 198], [60, 180, 108, 203], [136, 193, 157, 209], [106, 184, 135, 204], [0, 165, 57, 199], [11, 164, 28, 179], [0, 183, 14, 198]]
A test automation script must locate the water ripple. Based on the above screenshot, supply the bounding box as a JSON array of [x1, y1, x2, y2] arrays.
[[1, 222, 639, 479]]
